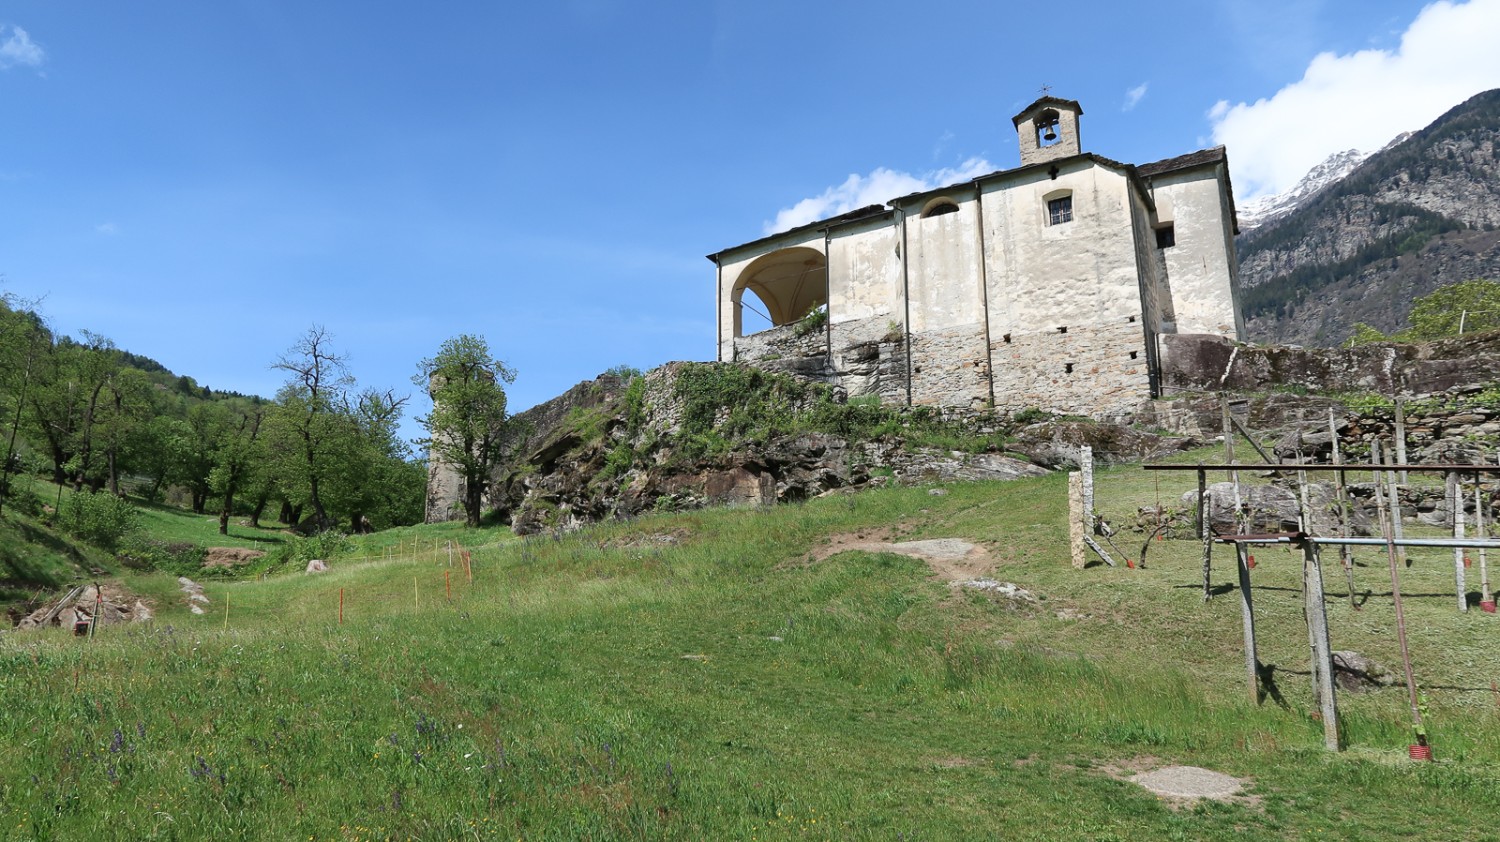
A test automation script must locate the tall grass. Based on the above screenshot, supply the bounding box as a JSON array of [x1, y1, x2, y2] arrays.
[[2, 461, 1498, 839]]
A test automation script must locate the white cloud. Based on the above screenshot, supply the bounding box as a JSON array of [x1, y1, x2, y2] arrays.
[[95, 222, 119, 236], [764, 157, 995, 235], [0, 25, 45, 69], [1123, 83, 1149, 112], [1210, 0, 1500, 199]]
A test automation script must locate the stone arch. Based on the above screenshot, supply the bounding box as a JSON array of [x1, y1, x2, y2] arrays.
[[731, 246, 828, 337]]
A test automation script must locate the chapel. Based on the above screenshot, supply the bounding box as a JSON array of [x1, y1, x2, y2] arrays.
[[707, 95, 1244, 415]]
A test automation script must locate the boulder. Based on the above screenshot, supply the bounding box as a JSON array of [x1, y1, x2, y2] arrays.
[[1182, 481, 1373, 536], [1331, 650, 1397, 693]]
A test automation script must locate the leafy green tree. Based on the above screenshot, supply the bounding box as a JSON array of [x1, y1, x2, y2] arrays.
[[1407, 279, 1500, 340], [1344, 322, 1389, 347], [414, 335, 517, 527], [267, 327, 354, 531], [208, 399, 266, 535]]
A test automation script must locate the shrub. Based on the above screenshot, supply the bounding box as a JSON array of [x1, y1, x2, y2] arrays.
[[117, 538, 206, 575], [57, 491, 138, 551]]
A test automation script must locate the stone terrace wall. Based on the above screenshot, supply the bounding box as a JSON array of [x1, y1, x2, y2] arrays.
[[1161, 331, 1500, 397]]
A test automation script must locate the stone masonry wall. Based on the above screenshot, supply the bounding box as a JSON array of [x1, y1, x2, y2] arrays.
[[908, 323, 991, 408], [989, 319, 1151, 416]]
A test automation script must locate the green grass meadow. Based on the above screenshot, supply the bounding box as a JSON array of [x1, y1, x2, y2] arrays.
[[2, 454, 1500, 840]]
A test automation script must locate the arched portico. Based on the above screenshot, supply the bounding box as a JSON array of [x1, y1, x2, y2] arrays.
[[730, 247, 828, 337]]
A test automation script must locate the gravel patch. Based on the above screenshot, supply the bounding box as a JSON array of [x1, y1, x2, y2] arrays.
[[1133, 766, 1244, 800]]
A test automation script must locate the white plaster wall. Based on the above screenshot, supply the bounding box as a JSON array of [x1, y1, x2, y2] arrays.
[[1152, 168, 1244, 338], [907, 197, 983, 332], [827, 217, 902, 324], [714, 233, 826, 360], [981, 161, 1143, 340]]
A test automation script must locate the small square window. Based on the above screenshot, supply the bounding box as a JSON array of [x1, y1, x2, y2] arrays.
[[1048, 196, 1073, 226], [1155, 223, 1176, 249]]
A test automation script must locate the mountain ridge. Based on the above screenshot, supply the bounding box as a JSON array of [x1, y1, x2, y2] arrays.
[[1236, 89, 1500, 346]]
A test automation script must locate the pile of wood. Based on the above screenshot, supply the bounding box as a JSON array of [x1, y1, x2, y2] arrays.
[[14, 584, 153, 632]]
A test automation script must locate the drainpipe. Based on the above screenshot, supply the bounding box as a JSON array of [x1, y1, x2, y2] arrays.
[[974, 185, 996, 408], [899, 207, 913, 406]]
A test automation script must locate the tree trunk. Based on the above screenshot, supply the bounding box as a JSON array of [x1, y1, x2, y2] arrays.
[[251, 494, 268, 529], [218, 490, 234, 535], [279, 499, 294, 525]]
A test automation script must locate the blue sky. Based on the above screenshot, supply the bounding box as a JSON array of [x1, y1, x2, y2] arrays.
[[2, 1, 1497, 444]]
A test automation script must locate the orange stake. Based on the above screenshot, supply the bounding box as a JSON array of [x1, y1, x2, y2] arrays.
[[445, 570, 451, 601]]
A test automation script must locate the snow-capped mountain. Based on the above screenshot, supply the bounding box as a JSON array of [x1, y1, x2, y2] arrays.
[[1237, 149, 1372, 231]]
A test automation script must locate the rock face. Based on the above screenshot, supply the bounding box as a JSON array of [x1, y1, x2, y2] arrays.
[[427, 362, 1068, 533], [1238, 89, 1500, 346]]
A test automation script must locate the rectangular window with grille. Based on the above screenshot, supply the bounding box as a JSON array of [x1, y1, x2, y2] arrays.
[[1048, 196, 1073, 225]]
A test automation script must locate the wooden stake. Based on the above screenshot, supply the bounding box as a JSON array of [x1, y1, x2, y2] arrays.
[[1373, 459, 1426, 748], [1080, 445, 1095, 534], [1068, 472, 1086, 569], [445, 569, 451, 601], [1221, 398, 1236, 480], [1394, 398, 1409, 484], [447, 541, 453, 567], [1329, 410, 1357, 608], [1235, 543, 1259, 704], [1199, 467, 1212, 601], [1455, 473, 1469, 613], [1380, 442, 1407, 567], [1482, 457, 1495, 607], [223, 595, 229, 631]]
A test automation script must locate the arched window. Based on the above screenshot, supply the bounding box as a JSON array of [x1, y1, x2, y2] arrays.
[[921, 198, 960, 219]]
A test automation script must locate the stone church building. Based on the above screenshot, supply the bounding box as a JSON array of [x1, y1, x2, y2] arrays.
[[708, 95, 1245, 415]]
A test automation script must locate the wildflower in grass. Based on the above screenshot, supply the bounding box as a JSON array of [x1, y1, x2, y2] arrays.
[[109, 729, 124, 753]]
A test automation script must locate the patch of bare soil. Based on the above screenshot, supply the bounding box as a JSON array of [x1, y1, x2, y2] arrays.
[[202, 547, 266, 569], [806, 530, 994, 583]]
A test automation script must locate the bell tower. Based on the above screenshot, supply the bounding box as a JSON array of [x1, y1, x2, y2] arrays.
[[1013, 96, 1083, 166]]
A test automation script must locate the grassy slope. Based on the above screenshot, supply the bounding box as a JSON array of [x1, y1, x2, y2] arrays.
[[1, 452, 1498, 840]]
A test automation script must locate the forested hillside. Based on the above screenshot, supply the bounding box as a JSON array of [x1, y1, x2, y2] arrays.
[[0, 296, 425, 586], [1238, 88, 1500, 345]]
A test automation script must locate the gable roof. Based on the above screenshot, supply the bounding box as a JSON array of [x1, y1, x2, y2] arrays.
[[1011, 96, 1084, 126]]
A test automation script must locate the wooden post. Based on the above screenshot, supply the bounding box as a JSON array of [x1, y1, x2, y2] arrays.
[[1455, 473, 1469, 612], [1068, 472, 1086, 569], [447, 541, 453, 567], [1199, 467, 1212, 601], [1329, 410, 1357, 608], [1235, 543, 1260, 704], [1080, 445, 1095, 534], [1302, 538, 1341, 751], [1394, 398, 1409, 484], [1221, 398, 1236, 479], [1482, 459, 1495, 609]]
